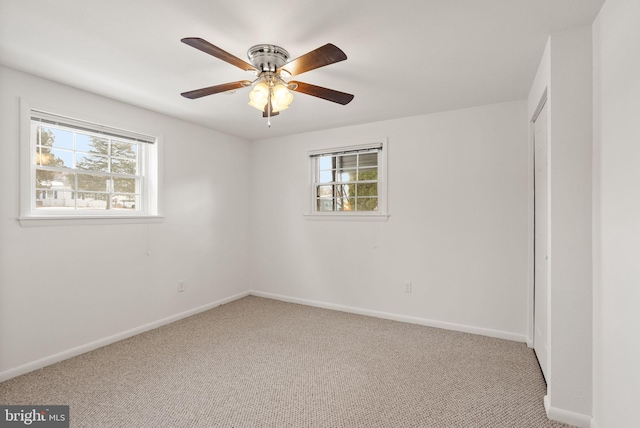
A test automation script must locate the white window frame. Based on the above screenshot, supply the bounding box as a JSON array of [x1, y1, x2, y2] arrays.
[[306, 138, 389, 221], [19, 99, 163, 226]]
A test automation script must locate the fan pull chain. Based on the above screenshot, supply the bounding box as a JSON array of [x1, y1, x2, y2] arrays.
[[267, 89, 272, 127]]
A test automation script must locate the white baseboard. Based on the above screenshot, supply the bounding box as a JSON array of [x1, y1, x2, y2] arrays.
[[1, 290, 530, 383], [250, 290, 528, 343], [0, 291, 250, 383], [544, 395, 593, 428]]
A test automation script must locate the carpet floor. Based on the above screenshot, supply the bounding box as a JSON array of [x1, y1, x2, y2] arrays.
[[0, 296, 572, 427]]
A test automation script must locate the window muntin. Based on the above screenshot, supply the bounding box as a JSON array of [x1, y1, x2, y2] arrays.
[[30, 111, 154, 215], [311, 145, 383, 213]]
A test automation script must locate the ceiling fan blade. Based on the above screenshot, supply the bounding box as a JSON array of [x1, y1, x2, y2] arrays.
[[181, 37, 257, 72], [278, 44, 347, 77], [181, 80, 252, 99], [289, 81, 354, 105]]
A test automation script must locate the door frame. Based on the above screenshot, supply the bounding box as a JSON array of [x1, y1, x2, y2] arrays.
[[528, 89, 549, 351]]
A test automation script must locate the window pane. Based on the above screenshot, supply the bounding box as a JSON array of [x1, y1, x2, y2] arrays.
[[336, 197, 356, 211], [112, 194, 138, 210], [111, 158, 137, 175], [318, 156, 333, 170], [76, 152, 109, 172], [111, 140, 138, 159], [50, 149, 73, 168], [317, 185, 333, 198], [76, 134, 108, 153], [317, 198, 334, 212], [336, 154, 357, 169], [36, 169, 75, 190], [358, 168, 378, 181], [359, 153, 378, 167], [36, 147, 73, 168], [356, 197, 378, 211], [35, 190, 46, 208], [113, 177, 137, 193], [356, 183, 378, 197], [37, 126, 73, 150], [319, 170, 334, 184], [335, 184, 355, 197], [76, 193, 109, 210], [339, 171, 357, 182], [77, 173, 109, 192], [35, 189, 76, 209]]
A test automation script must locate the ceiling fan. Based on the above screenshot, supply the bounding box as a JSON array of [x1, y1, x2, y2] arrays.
[[180, 38, 354, 124]]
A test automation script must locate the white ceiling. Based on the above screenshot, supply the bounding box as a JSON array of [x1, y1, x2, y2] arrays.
[[0, 0, 605, 141]]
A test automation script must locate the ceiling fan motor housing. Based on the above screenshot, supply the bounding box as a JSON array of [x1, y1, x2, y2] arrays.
[[247, 44, 290, 73]]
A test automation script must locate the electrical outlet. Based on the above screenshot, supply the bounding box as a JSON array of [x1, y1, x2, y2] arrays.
[[178, 281, 185, 292], [403, 281, 412, 293]]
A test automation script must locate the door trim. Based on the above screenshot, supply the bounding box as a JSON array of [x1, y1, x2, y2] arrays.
[[527, 89, 548, 349]]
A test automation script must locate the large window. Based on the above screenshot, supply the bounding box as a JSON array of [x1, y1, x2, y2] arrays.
[[23, 109, 158, 220], [309, 141, 387, 218]]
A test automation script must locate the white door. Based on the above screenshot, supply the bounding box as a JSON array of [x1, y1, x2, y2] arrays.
[[534, 100, 549, 381]]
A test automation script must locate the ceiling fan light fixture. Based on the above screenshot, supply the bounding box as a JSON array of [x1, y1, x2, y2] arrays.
[[270, 103, 289, 113], [249, 79, 294, 114], [272, 84, 294, 111], [248, 82, 269, 110]]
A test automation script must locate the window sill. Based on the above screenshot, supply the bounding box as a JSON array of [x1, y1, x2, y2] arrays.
[[304, 213, 389, 222], [18, 215, 164, 227]]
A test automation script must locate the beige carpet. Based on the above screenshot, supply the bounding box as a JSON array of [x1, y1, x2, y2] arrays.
[[0, 296, 572, 427]]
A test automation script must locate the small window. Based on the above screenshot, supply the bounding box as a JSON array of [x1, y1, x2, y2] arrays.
[[309, 141, 388, 219], [23, 109, 158, 220]]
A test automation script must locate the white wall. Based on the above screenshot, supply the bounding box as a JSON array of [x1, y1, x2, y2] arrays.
[[527, 26, 594, 426], [592, 0, 640, 426], [0, 66, 251, 380], [249, 101, 530, 340]]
